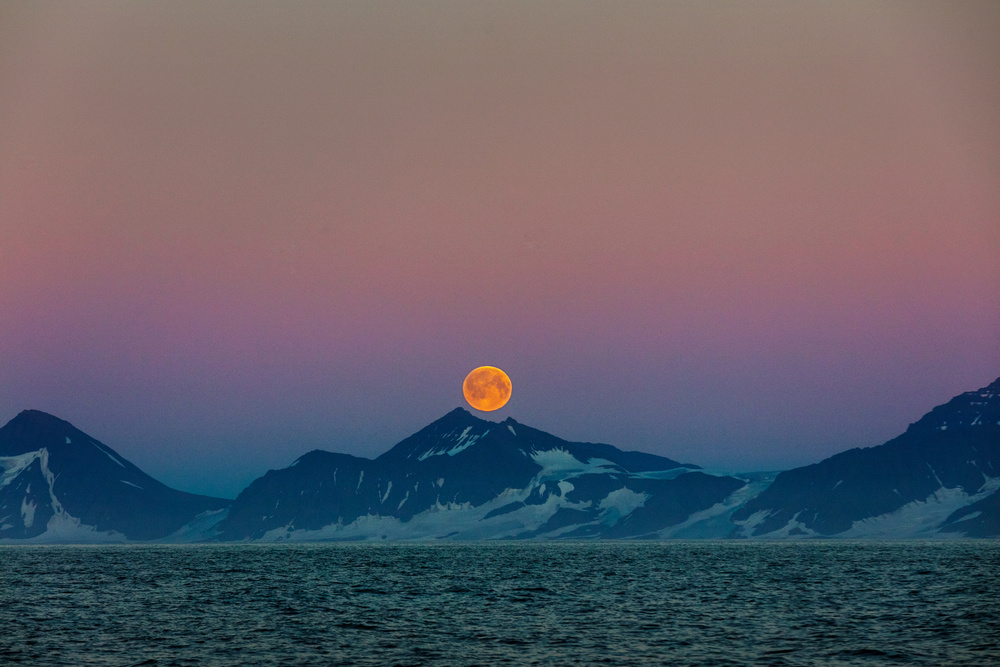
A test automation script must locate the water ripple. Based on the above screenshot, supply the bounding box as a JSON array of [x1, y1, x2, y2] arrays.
[[0, 541, 998, 665]]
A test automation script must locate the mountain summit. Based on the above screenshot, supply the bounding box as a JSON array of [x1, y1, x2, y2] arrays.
[[0, 410, 230, 542]]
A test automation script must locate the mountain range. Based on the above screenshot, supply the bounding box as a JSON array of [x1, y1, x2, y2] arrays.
[[1, 377, 997, 542]]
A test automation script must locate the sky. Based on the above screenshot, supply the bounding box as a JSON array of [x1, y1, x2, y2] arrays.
[[2, 2, 998, 499]]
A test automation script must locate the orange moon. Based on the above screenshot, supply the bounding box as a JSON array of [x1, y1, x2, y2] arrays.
[[462, 366, 512, 412]]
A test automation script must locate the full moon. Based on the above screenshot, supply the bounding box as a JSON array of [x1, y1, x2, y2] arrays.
[[463, 366, 512, 412]]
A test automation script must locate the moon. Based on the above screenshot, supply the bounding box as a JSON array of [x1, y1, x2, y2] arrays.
[[463, 366, 512, 412]]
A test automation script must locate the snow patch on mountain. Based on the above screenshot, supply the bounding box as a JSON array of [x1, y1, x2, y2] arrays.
[[415, 426, 492, 460], [0, 446, 130, 543], [92, 441, 126, 468], [0, 507, 130, 544], [156, 509, 230, 543], [531, 448, 618, 478], [20, 497, 36, 528], [665, 472, 779, 538], [840, 477, 1000, 538], [598, 488, 648, 523], [760, 512, 820, 539], [11, 512, 130, 544], [733, 509, 771, 536], [1, 450, 43, 488], [250, 476, 600, 542]]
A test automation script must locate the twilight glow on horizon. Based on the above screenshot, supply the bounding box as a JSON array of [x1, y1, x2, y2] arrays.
[[1, 3, 998, 498]]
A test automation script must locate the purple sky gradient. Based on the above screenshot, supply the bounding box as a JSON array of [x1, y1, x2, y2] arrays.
[[2, 3, 998, 498]]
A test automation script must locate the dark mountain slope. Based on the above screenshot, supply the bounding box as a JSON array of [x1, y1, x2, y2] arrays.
[[731, 378, 1000, 537], [0, 410, 230, 541]]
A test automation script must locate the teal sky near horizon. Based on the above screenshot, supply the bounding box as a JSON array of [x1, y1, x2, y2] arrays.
[[2, 2, 998, 498]]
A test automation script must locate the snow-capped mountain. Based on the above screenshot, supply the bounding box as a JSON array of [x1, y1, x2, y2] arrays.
[[0, 410, 230, 542], [3, 375, 997, 542], [217, 408, 746, 541], [730, 377, 1000, 538]]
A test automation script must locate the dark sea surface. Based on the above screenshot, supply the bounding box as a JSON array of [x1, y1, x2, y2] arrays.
[[1, 541, 998, 666]]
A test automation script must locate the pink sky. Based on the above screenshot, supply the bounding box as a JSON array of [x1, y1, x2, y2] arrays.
[[2, 2, 998, 497]]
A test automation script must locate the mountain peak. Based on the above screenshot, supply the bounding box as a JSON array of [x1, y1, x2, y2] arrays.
[[441, 406, 478, 421], [376, 407, 498, 463], [1, 410, 82, 457], [10, 409, 70, 427], [433, 407, 496, 427]]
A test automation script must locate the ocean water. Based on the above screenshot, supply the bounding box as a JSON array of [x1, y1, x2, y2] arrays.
[[1, 541, 997, 666]]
